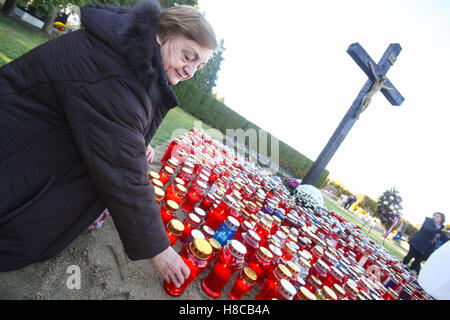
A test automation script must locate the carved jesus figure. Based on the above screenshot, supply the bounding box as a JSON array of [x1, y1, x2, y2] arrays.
[[356, 61, 394, 119]]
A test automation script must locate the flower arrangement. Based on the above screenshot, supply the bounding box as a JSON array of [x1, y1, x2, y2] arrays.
[[375, 187, 403, 229], [293, 184, 324, 212], [54, 21, 66, 31]]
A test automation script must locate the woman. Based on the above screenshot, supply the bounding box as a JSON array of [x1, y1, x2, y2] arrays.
[[403, 212, 449, 274], [0, 0, 217, 289]]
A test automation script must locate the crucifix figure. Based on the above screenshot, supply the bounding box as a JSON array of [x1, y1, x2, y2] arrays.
[[357, 61, 394, 119], [301, 43, 405, 187]]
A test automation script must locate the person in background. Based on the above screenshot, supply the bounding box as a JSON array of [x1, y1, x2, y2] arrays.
[[402, 212, 449, 274], [0, 0, 217, 290], [344, 194, 356, 210]]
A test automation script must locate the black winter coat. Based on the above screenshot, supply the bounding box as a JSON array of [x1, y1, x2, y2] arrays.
[[409, 217, 448, 256], [0, 1, 179, 271]]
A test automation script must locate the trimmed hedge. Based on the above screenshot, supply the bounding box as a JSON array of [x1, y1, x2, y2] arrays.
[[173, 81, 329, 189]]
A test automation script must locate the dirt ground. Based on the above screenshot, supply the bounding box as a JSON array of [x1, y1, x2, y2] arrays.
[[0, 140, 259, 300]]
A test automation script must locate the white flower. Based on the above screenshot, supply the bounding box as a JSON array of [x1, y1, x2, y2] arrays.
[[294, 184, 324, 211]]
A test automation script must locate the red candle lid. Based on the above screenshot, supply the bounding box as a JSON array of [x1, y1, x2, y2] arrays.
[[175, 184, 187, 195], [151, 179, 164, 189]]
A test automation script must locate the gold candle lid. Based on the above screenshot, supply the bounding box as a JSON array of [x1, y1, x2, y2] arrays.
[[154, 187, 165, 200], [285, 261, 300, 277], [191, 238, 212, 260], [322, 286, 338, 300], [165, 200, 179, 212], [167, 219, 184, 236], [151, 179, 164, 189], [173, 177, 185, 186], [148, 171, 160, 180], [242, 267, 257, 284], [299, 286, 316, 300]]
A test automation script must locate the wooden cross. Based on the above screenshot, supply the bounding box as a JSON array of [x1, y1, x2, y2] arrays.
[[301, 43, 405, 187]]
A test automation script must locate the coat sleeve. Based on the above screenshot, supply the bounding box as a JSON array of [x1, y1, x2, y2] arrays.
[[65, 78, 169, 260], [421, 218, 441, 235]]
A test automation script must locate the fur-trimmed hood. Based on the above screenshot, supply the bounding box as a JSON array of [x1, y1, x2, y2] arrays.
[[80, 1, 179, 109]]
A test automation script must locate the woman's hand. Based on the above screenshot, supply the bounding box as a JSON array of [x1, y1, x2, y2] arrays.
[[146, 145, 155, 164], [151, 246, 190, 288]]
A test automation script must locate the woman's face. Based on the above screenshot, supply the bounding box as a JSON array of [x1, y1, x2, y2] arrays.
[[159, 35, 212, 85], [433, 213, 443, 225]]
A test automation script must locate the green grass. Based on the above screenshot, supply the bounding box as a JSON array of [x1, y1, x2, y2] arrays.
[[324, 197, 408, 261], [150, 106, 224, 147], [0, 12, 49, 66]]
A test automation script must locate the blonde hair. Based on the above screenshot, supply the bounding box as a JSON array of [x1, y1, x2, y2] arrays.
[[157, 5, 217, 50]]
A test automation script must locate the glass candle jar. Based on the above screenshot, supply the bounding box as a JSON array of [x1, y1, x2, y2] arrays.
[[166, 219, 185, 246], [255, 264, 292, 300], [241, 230, 261, 261], [193, 207, 207, 223], [304, 274, 323, 294], [294, 256, 311, 281], [182, 229, 205, 246], [247, 246, 273, 286], [160, 138, 181, 165], [316, 286, 338, 300], [284, 260, 300, 285], [160, 200, 179, 226], [270, 216, 281, 235], [158, 165, 174, 185], [234, 220, 255, 243], [201, 240, 247, 299], [181, 180, 207, 213], [383, 287, 399, 300], [179, 213, 202, 243], [228, 267, 258, 300], [307, 259, 330, 284], [201, 225, 215, 239], [199, 193, 216, 213], [273, 279, 297, 300], [176, 167, 194, 185], [324, 266, 344, 287], [148, 171, 160, 182], [332, 283, 347, 300], [166, 158, 180, 172], [281, 242, 298, 263], [207, 238, 222, 264], [309, 245, 325, 265], [343, 279, 359, 300], [151, 178, 164, 191], [213, 216, 240, 245], [204, 195, 237, 231], [295, 286, 317, 301], [154, 186, 165, 205], [254, 218, 272, 245], [164, 238, 212, 296]]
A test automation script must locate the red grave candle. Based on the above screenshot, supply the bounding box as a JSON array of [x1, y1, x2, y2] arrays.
[[160, 200, 179, 226], [164, 238, 212, 296], [165, 219, 184, 246], [179, 213, 202, 243], [255, 264, 292, 300], [228, 267, 257, 300], [201, 240, 247, 299]]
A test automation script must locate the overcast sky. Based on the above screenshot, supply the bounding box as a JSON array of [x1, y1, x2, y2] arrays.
[[197, 0, 450, 226]]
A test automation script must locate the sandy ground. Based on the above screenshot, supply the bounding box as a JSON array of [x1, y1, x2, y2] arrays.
[[0, 140, 259, 300]]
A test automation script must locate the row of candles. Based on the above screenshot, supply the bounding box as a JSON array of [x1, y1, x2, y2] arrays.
[[149, 129, 431, 300]]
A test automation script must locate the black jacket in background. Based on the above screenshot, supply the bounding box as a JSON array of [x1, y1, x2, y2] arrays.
[[409, 217, 449, 257], [0, 1, 179, 271]]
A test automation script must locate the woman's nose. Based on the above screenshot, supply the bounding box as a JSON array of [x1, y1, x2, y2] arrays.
[[184, 63, 197, 79]]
